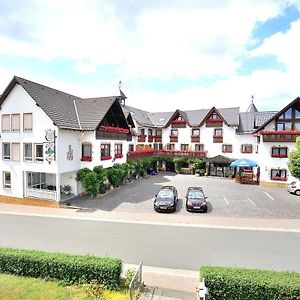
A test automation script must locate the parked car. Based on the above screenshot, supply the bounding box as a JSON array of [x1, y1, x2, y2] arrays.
[[186, 187, 207, 212], [287, 181, 300, 196], [154, 186, 178, 212]]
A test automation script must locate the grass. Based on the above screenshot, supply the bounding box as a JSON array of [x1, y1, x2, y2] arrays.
[[0, 274, 129, 300]]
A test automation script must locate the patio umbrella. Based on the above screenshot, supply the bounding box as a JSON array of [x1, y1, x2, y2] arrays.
[[229, 158, 258, 168]]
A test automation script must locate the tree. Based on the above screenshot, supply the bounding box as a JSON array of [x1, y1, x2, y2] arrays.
[[288, 136, 300, 178]]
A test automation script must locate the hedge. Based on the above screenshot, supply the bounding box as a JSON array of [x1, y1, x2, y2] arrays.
[[0, 247, 122, 289], [200, 266, 300, 300]]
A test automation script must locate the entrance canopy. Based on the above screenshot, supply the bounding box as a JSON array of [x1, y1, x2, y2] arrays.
[[230, 158, 258, 168]]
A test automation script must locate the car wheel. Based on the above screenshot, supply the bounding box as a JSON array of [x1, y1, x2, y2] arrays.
[[295, 190, 300, 196], [203, 207, 208, 213]]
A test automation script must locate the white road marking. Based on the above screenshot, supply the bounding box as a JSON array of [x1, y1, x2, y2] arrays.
[[247, 198, 256, 207], [265, 192, 274, 201], [223, 196, 229, 205]]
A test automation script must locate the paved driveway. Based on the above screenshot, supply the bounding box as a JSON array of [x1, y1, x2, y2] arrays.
[[69, 172, 300, 219]]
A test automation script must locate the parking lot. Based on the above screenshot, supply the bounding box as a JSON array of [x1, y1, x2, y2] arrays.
[[69, 172, 300, 219]]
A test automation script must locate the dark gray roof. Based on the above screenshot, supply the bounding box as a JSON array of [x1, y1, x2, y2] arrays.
[[184, 109, 209, 126], [238, 111, 277, 133], [76, 97, 117, 130], [123, 105, 155, 126], [148, 111, 174, 127], [246, 101, 258, 112], [218, 107, 240, 126], [0, 76, 124, 131]]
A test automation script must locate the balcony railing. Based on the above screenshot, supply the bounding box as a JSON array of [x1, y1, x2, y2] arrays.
[[127, 149, 207, 161], [171, 120, 186, 128], [96, 128, 132, 141], [26, 188, 57, 200], [148, 135, 154, 142], [154, 135, 162, 142], [206, 119, 223, 127], [191, 135, 200, 142], [261, 130, 300, 142], [138, 135, 146, 142], [169, 135, 178, 142], [213, 135, 223, 143]]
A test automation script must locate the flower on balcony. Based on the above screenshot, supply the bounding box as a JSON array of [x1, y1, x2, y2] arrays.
[[261, 130, 300, 135], [169, 135, 178, 138], [213, 134, 223, 138], [115, 153, 123, 159], [154, 135, 162, 138], [171, 120, 186, 124], [101, 155, 112, 161], [81, 156, 92, 162], [138, 134, 147, 138], [100, 125, 129, 134], [272, 176, 287, 181], [271, 154, 288, 158], [206, 118, 223, 123], [241, 150, 252, 154]]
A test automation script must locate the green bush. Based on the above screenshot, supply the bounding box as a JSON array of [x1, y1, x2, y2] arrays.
[[200, 266, 300, 300], [173, 157, 188, 173], [0, 247, 122, 289], [93, 166, 108, 193], [107, 166, 123, 187], [75, 168, 92, 182], [82, 172, 100, 197]]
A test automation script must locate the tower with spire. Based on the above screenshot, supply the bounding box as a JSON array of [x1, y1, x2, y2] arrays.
[[117, 80, 127, 106], [246, 95, 258, 112]]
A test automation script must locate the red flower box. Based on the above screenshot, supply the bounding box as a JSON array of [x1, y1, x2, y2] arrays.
[[101, 155, 112, 161], [100, 125, 129, 134], [241, 150, 252, 154], [115, 154, 123, 159], [261, 130, 300, 135], [138, 134, 147, 138], [171, 120, 186, 124], [169, 135, 178, 138], [271, 154, 288, 158], [213, 134, 223, 138], [206, 118, 223, 122], [81, 156, 92, 162], [272, 177, 287, 181]]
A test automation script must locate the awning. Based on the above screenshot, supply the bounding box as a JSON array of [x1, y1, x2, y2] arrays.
[[230, 158, 258, 168]]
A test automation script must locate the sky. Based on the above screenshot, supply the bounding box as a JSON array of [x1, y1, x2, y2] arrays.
[[1, 0, 300, 113]]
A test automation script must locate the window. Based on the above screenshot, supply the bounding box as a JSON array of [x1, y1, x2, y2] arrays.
[[27, 172, 47, 189], [271, 169, 287, 181], [222, 144, 232, 153], [81, 143, 92, 161], [153, 143, 158, 150], [11, 143, 20, 161], [11, 114, 20, 132], [214, 128, 223, 137], [35, 144, 43, 162], [3, 172, 11, 189], [167, 143, 175, 150], [181, 144, 189, 151], [209, 112, 220, 120], [128, 144, 134, 152], [158, 143, 163, 150], [155, 129, 162, 136], [114, 143, 123, 158], [192, 129, 200, 136], [23, 113, 32, 132], [148, 129, 153, 136], [101, 143, 111, 160], [2, 114, 10, 132], [170, 129, 178, 136], [195, 144, 204, 151], [276, 107, 300, 131], [271, 147, 288, 158], [24, 143, 33, 161], [241, 144, 253, 153], [139, 128, 145, 135], [2, 143, 10, 160]]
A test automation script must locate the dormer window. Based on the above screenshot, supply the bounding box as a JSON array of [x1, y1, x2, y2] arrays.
[[276, 107, 300, 131], [210, 112, 219, 120]]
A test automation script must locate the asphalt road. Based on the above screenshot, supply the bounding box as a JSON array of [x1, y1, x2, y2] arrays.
[[69, 173, 300, 219], [1, 214, 300, 272]]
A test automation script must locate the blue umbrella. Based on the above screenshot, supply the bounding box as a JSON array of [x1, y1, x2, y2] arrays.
[[230, 158, 258, 168]]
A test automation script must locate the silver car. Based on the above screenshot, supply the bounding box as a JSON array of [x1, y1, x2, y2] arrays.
[[287, 181, 300, 195]]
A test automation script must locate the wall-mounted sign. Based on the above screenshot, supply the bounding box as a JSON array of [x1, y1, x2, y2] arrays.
[[45, 129, 56, 164], [45, 129, 55, 142], [67, 145, 73, 160]]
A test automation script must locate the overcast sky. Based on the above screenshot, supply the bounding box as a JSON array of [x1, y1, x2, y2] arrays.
[[1, 0, 300, 112]]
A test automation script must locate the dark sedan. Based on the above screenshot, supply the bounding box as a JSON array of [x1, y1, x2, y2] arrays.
[[154, 186, 178, 212], [186, 187, 207, 212]]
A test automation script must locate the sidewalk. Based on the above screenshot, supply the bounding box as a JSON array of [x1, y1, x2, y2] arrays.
[[1, 202, 300, 232]]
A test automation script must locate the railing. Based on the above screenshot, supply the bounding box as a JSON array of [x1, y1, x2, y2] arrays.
[[96, 129, 132, 141], [26, 188, 57, 200], [129, 261, 143, 300], [261, 130, 300, 142], [127, 149, 207, 161]]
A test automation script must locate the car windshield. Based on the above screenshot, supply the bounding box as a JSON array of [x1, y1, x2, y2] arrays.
[[290, 181, 296, 185], [157, 190, 173, 198], [188, 191, 204, 199]]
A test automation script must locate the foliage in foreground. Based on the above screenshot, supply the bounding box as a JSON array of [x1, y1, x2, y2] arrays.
[[0, 247, 122, 289], [200, 266, 300, 300], [288, 136, 300, 178]]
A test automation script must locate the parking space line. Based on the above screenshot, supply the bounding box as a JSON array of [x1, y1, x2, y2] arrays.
[[247, 198, 256, 207], [223, 196, 229, 205], [265, 192, 274, 201]]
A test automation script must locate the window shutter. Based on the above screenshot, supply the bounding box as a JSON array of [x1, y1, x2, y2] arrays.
[[11, 114, 20, 131], [24, 113, 32, 131], [12, 143, 20, 161], [2, 115, 10, 131]]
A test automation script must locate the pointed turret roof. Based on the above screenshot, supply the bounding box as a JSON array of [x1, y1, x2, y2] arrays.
[[246, 95, 258, 112]]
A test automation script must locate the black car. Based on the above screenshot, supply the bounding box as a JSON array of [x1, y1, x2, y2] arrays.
[[154, 186, 178, 212], [186, 187, 207, 212]]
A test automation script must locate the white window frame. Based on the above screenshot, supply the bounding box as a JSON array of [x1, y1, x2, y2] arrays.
[[2, 143, 10, 160], [3, 171, 11, 189], [35, 143, 44, 162], [24, 143, 33, 162]]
